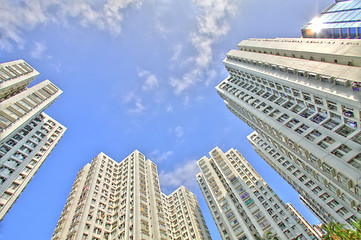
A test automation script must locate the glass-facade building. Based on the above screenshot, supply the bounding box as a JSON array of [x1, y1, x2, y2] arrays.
[[302, 0, 361, 39]]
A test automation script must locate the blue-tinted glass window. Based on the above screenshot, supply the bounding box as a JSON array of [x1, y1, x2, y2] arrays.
[[314, 14, 330, 23], [322, 13, 337, 22], [341, 27, 348, 38], [354, 1, 361, 9], [349, 27, 357, 37], [347, 0, 361, 10], [333, 28, 340, 38], [326, 28, 333, 38], [327, 12, 344, 22], [343, 9, 361, 21], [329, 1, 351, 12], [351, 10, 361, 20], [339, 1, 356, 11], [334, 11, 350, 22]]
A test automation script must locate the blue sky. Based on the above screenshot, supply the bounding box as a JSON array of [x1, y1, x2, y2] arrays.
[[0, 0, 332, 239]]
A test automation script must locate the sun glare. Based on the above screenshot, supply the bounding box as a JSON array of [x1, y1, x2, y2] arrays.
[[308, 17, 325, 34]]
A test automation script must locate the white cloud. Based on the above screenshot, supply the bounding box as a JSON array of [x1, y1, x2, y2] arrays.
[[149, 150, 174, 163], [138, 70, 159, 91], [195, 96, 205, 102], [123, 90, 146, 115], [174, 125, 183, 139], [159, 159, 199, 193], [170, 68, 201, 95], [170, 0, 242, 94], [0, 0, 142, 50], [123, 90, 136, 103], [166, 104, 173, 112], [30, 41, 47, 59], [170, 43, 182, 62], [128, 99, 146, 114]]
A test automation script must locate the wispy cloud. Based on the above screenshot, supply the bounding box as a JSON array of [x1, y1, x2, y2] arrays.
[[166, 104, 173, 112], [170, 0, 242, 94], [123, 90, 146, 115], [174, 125, 183, 139], [30, 41, 48, 59], [128, 99, 146, 115], [149, 150, 174, 163], [0, 0, 142, 50], [170, 43, 182, 62], [159, 159, 199, 193], [138, 69, 159, 91]]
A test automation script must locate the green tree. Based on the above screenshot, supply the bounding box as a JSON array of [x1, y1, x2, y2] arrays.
[[254, 231, 280, 240], [320, 219, 361, 240]]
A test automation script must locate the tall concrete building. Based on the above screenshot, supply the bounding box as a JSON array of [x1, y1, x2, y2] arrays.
[[286, 203, 323, 240], [216, 37, 361, 226], [301, 0, 361, 39], [51, 151, 211, 240], [197, 147, 316, 240], [0, 60, 65, 221]]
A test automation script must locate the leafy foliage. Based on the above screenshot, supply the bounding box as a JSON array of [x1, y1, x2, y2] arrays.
[[321, 219, 361, 240]]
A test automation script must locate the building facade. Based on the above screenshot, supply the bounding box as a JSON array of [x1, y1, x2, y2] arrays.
[[52, 151, 211, 240], [301, 0, 361, 39], [216, 38, 361, 226], [286, 203, 323, 240], [197, 147, 315, 240], [0, 60, 65, 220]]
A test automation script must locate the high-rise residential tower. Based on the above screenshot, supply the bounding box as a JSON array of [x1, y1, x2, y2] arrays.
[[301, 0, 361, 39], [197, 147, 316, 240], [51, 151, 211, 240], [0, 60, 65, 221], [286, 203, 323, 240], [216, 37, 361, 226]]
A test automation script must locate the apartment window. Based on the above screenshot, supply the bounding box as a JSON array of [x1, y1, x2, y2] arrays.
[[277, 114, 289, 123], [317, 136, 335, 149], [259, 219, 270, 229], [311, 114, 326, 124], [278, 222, 286, 230], [226, 211, 234, 219], [312, 186, 322, 194], [300, 109, 314, 119], [302, 92, 312, 101], [322, 163, 333, 175], [348, 154, 361, 170], [305, 130, 321, 141], [325, 101, 338, 112], [336, 125, 355, 137], [351, 132, 361, 145], [331, 144, 352, 158], [320, 193, 330, 201], [327, 199, 339, 209], [323, 119, 340, 130], [321, 75, 332, 83], [305, 181, 315, 188], [314, 96, 324, 106]]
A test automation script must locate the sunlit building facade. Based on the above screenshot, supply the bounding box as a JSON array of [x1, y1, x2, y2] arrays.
[[301, 0, 361, 39], [52, 151, 211, 240], [216, 38, 361, 226], [197, 147, 315, 240], [0, 60, 65, 221], [286, 203, 323, 240]]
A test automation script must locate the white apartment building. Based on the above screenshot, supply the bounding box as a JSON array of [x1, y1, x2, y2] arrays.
[[286, 203, 323, 240], [0, 60, 65, 220], [52, 150, 211, 240], [197, 147, 316, 240], [216, 38, 361, 226]]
